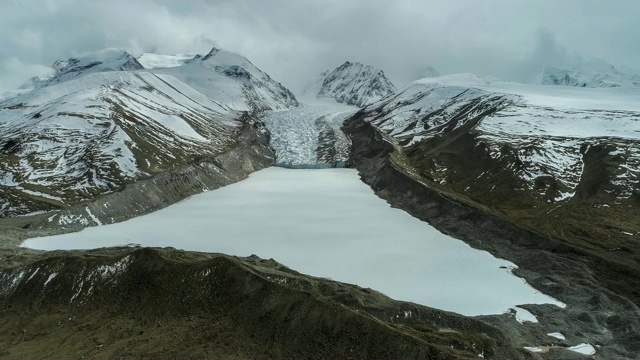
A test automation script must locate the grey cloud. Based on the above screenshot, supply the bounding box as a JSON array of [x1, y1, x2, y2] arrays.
[[1, 0, 639, 94]]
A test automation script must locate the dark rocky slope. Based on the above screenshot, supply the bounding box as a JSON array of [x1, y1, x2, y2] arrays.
[[0, 247, 525, 359], [0, 114, 275, 242], [343, 113, 640, 359]]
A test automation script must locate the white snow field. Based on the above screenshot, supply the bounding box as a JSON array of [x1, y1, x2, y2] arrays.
[[23, 167, 564, 316]]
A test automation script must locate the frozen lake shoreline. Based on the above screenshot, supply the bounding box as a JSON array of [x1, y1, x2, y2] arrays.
[[22, 167, 564, 316]]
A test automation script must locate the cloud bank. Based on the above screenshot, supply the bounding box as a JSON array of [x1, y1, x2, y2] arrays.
[[1, 0, 639, 94]]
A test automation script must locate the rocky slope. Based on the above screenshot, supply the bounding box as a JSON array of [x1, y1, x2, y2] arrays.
[[0, 48, 297, 225], [304, 61, 396, 107], [350, 74, 640, 263], [0, 246, 526, 359], [343, 74, 640, 358]]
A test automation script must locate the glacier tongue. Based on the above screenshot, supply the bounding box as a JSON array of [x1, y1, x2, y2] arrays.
[[262, 102, 357, 168]]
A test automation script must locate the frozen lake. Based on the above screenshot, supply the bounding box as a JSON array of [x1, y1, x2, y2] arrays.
[[23, 167, 564, 316]]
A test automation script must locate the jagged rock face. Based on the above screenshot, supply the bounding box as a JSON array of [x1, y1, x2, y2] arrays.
[[0, 47, 298, 218], [352, 77, 640, 274], [305, 61, 396, 107]]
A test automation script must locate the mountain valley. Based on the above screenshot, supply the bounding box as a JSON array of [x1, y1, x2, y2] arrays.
[[0, 47, 639, 359]]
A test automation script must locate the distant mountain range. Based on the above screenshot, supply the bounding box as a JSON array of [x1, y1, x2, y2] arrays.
[[529, 59, 640, 88]]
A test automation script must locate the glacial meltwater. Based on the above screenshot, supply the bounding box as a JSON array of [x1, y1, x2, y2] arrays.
[[22, 167, 564, 316]]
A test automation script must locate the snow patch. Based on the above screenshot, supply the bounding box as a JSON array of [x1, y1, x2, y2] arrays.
[[523, 346, 544, 353], [512, 307, 538, 323], [85, 207, 102, 226], [95, 255, 132, 279], [43, 272, 57, 287], [568, 343, 596, 355], [547, 332, 566, 340], [26, 268, 40, 281]]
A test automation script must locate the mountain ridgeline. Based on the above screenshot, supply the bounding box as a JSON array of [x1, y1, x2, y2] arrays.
[[529, 59, 640, 88], [0, 47, 297, 228]]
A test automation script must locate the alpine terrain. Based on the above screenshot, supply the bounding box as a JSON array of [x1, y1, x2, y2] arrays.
[[343, 73, 640, 358], [0, 47, 297, 230], [303, 61, 397, 107], [0, 45, 639, 360], [529, 58, 640, 88]]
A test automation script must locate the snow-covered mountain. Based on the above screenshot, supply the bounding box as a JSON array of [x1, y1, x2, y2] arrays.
[[422, 66, 440, 78], [530, 59, 640, 88], [351, 73, 640, 256], [0, 47, 298, 219], [46, 48, 145, 86], [304, 61, 396, 107], [157, 48, 299, 113], [137, 52, 198, 69]]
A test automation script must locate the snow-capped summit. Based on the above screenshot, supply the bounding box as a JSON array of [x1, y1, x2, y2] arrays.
[[153, 47, 299, 112], [46, 48, 144, 85], [137, 52, 198, 69], [304, 61, 396, 107], [0, 46, 299, 219], [422, 66, 440, 78], [530, 59, 640, 88]]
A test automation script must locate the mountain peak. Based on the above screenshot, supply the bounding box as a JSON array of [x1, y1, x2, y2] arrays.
[[339, 61, 355, 68], [202, 47, 221, 61], [46, 48, 143, 85], [422, 66, 440, 78], [304, 62, 396, 107]]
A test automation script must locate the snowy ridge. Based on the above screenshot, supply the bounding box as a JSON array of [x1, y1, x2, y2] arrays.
[[46, 48, 144, 86], [156, 48, 299, 113], [304, 61, 396, 107], [137, 53, 198, 69], [363, 80, 517, 145], [361, 74, 640, 203], [530, 60, 640, 88], [0, 47, 300, 217]]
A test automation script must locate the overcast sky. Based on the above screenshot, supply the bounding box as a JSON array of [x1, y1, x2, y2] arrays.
[[1, 0, 639, 94]]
